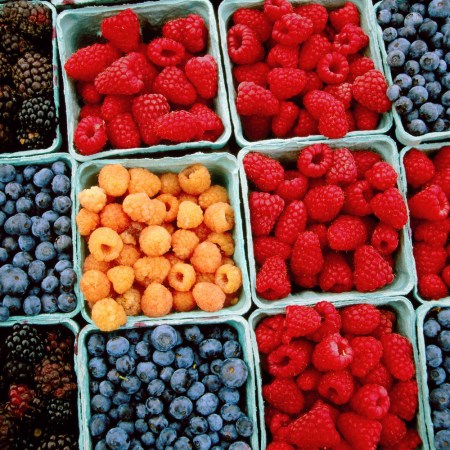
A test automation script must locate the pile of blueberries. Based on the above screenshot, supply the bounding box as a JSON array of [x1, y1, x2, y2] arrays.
[[424, 308, 450, 448], [0, 162, 77, 320], [87, 324, 254, 450], [377, 0, 450, 136]]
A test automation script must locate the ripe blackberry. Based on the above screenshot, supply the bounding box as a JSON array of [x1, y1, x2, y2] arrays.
[[44, 329, 73, 362], [9, 434, 42, 450], [0, 52, 11, 80], [18, 96, 57, 133], [34, 356, 77, 399], [0, 84, 18, 123], [7, 384, 35, 418], [5, 324, 45, 364], [22, 396, 46, 426], [1, 28, 33, 56], [47, 398, 73, 427], [0, 405, 18, 448], [4, 358, 33, 383], [17, 128, 47, 150], [0, 122, 14, 151], [37, 433, 77, 450]]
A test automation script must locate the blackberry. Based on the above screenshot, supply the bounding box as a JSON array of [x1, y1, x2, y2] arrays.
[[1, 28, 33, 56], [9, 434, 43, 450], [0, 53, 11, 80], [0, 84, 18, 123], [18, 97, 57, 134], [5, 324, 45, 364], [0, 122, 14, 151], [0, 405, 17, 448], [44, 329, 73, 362], [22, 396, 46, 426], [4, 358, 33, 383], [37, 433, 77, 450], [34, 356, 77, 399], [17, 128, 46, 150], [7, 384, 36, 419], [47, 398, 73, 427]]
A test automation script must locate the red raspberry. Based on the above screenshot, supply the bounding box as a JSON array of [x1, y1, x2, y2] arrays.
[[297, 367, 321, 391], [256, 255, 291, 300], [319, 253, 353, 293], [236, 82, 279, 116], [312, 333, 354, 372], [318, 101, 348, 139], [267, 408, 291, 434], [131, 93, 170, 126], [434, 146, 450, 171], [298, 34, 332, 71], [337, 412, 382, 450], [243, 152, 284, 192], [404, 149, 435, 188], [341, 304, 381, 335], [333, 24, 369, 55], [418, 274, 448, 300], [275, 200, 307, 245], [101, 95, 133, 122], [101, 9, 141, 53], [443, 266, 450, 287], [253, 236, 291, 266], [324, 83, 352, 109], [308, 223, 329, 248], [388, 380, 418, 421], [372, 310, 396, 340], [291, 231, 324, 276], [263, 378, 305, 415], [293, 273, 318, 289], [272, 13, 313, 46], [267, 44, 299, 69], [297, 143, 333, 177], [348, 57, 375, 82], [227, 24, 264, 65], [308, 301, 342, 342], [162, 14, 207, 54], [293, 109, 319, 137], [185, 55, 218, 100], [351, 384, 390, 420], [129, 54, 158, 93], [295, 4, 328, 33], [264, 0, 294, 22], [106, 113, 140, 149], [318, 370, 354, 405], [79, 104, 102, 119], [78, 81, 102, 105], [371, 222, 399, 255], [233, 62, 270, 87], [329, 2, 360, 32], [354, 103, 380, 130], [326, 148, 357, 184], [360, 362, 393, 391], [302, 71, 324, 94], [153, 66, 196, 105], [430, 168, 450, 197], [408, 184, 449, 221], [382, 333, 415, 381], [242, 115, 271, 141], [303, 90, 338, 120], [350, 336, 383, 378], [256, 314, 285, 354], [190, 103, 224, 142], [272, 101, 299, 137], [370, 188, 408, 229], [414, 242, 447, 276], [283, 305, 321, 342], [304, 185, 345, 222], [353, 70, 391, 113], [379, 414, 407, 447], [267, 68, 307, 100], [267, 444, 294, 450], [327, 215, 367, 251], [390, 429, 422, 450], [346, 111, 356, 132], [317, 52, 349, 85], [153, 110, 203, 143], [354, 245, 394, 292], [343, 180, 374, 216], [353, 150, 382, 179], [64, 43, 120, 82], [268, 340, 313, 377], [365, 164, 398, 195], [74, 116, 107, 155], [232, 8, 272, 42]]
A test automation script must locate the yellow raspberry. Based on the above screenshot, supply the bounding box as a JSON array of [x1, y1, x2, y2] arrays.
[[128, 168, 161, 197], [178, 164, 211, 195], [160, 172, 181, 196], [157, 194, 179, 222], [98, 164, 130, 196], [168, 263, 196, 292], [80, 270, 111, 303], [134, 256, 170, 286], [76, 208, 100, 236], [141, 283, 173, 317], [120, 222, 145, 245], [116, 288, 141, 316], [178, 193, 198, 204], [193, 282, 225, 312], [122, 193, 153, 223], [171, 230, 199, 260], [204, 202, 235, 233], [199, 185, 229, 209], [88, 227, 123, 262], [115, 244, 141, 267], [79, 186, 107, 213], [173, 291, 196, 312], [162, 223, 176, 235], [215, 264, 242, 294], [224, 294, 239, 307], [191, 241, 222, 273], [83, 254, 112, 273], [165, 252, 183, 266], [92, 298, 127, 331], [145, 199, 166, 226], [222, 256, 235, 266], [107, 265, 135, 294], [196, 273, 215, 284], [177, 201, 203, 229], [208, 232, 235, 256], [139, 225, 171, 257], [100, 203, 131, 234]]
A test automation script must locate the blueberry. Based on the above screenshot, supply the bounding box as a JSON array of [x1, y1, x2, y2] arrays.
[[411, 3, 426, 14], [436, 430, 450, 449], [377, 9, 392, 25], [432, 118, 448, 132], [121, 375, 141, 395], [2, 200, 16, 215], [5, 182, 23, 201], [0, 265, 29, 295], [438, 310, 450, 328], [23, 295, 41, 316], [153, 350, 175, 367], [23, 166, 37, 181], [33, 168, 53, 188], [135, 418, 148, 434], [206, 414, 222, 432], [388, 38, 410, 54], [431, 384, 450, 410], [40, 294, 57, 313], [203, 375, 221, 393], [41, 275, 58, 293], [392, 14, 405, 27], [146, 397, 164, 415], [98, 380, 115, 398], [95, 440, 108, 450], [439, 330, 450, 351], [431, 367, 448, 386], [220, 424, 238, 442], [175, 346, 195, 369], [118, 421, 135, 436], [420, 51, 441, 71], [427, 344, 444, 368], [134, 361, 157, 384], [196, 393, 219, 416], [404, 12, 423, 28], [398, 25, 416, 39], [113, 391, 131, 407], [141, 432, 156, 446], [408, 86, 429, 105], [35, 192, 52, 210], [151, 325, 178, 351], [0, 306, 10, 321], [60, 268, 76, 288], [89, 357, 108, 379], [174, 437, 192, 450], [107, 337, 130, 357], [3, 296, 21, 314], [148, 414, 169, 434], [0, 248, 7, 263], [51, 174, 70, 195], [89, 414, 110, 437], [35, 242, 56, 261], [5, 213, 32, 235], [429, 0, 450, 18], [442, 73, 450, 90], [184, 325, 204, 344], [223, 341, 241, 359], [107, 369, 121, 385], [0, 165, 16, 183], [162, 388, 176, 405], [13, 251, 33, 269], [193, 434, 211, 450], [434, 409, 450, 430], [220, 359, 248, 388], [133, 341, 149, 359], [383, 27, 398, 42], [16, 197, 33, 214], [229, 443, 251, 450], [420, 102, 444, 122], [171, 368, 194, 393], [105, 427, 130, 450], [53, 196, 71, 215], [18, 235, 35, 252], [407, 118, 429, 135], [387, 50, 406, 67], [160, 366, 175, 383], [410, 40, 428, 60], [55, 260, 72, 272], [199, 339, 222, 360], [427, 81, 442, 101], [0, 192, 5, 206], [116, 355, 135, 375], [386, 85, 401, 102], [88, 334, 106, 357], [92, 394, 112, 414], [156, 427, 177, 449], [236, 416, 253, 437], [188, 382, 206, 401], [147, 379, 165, 397], [169, 396, 193, 420], [221, 403, 242, 422]]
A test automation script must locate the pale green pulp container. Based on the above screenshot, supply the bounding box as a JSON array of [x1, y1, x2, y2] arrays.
[[0, 153, 82, 321], [399, 143, 450, 305], [0, 1, 62, 158], [250, 296, 429, 450], [238, 135, 415, 310], [77, 315, 259, 449], [56, 0, 231, 162], [218, 0, 393, 148], [74, 152, 251, 327]]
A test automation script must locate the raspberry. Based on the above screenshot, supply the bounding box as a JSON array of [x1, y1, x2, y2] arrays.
[[404, 149, 435, 188], [379, 414, 407, 447], [291, 231, 324, 276], [98, 165, 130, 198], [268, 339, 313, 378], [341, 304, 381, 335], [133, 256, 170, 286], [131, 93, 170, 127], [146, 38, 185, 67], [232, 8, 272, 42], [167, 262, 196, 292], [263, 378, 305, 415], [275, 170, 308, 201], [267, 44, 299, 69], [233, 62, 270, 87], [297, 143, 333, 177], [131, 54, 159, 93], [162, 14, 207, 54], [80, 269, 111, 304], [304, 184, 345, 222], [215, 264, 242, 294], [282, 305, 321, 343], [185, 55, 218, 100], [241, 115, 271, 141], [419, 274, 448, 300], [434, 146, 450, 171], [348, 57, 375, 83], [101, 8, 140, 53], [371, 309, 396, 340], [307, 301, 342, 341], [159, 172, 181, 196], [370, 188, 408, 229], [107, 113, 141, 149], [293, 109, 319, 137], [346, 110, 356, 131], [89, 227, 123, 263], [351, 384, 390, 420], [298, 34, 332, 71], [92, 298, 127, 331], [107, 265, 135, 295], [243, 152, 284, 192], [78, 81, 102, 105], [227, 24, 264, 65], [178, 164, 211, 196], [303, 90, 338, 120], [256, 314, 284, 354], [174, 201, 202, 230], [64, 43, 120, 82], [197, 185, 228, 211], [169, 230, 198, 261], [253, 237, 291, 266], [327, 215, 367, 251], [382, 333, 415, 381], [408, 184, 449, 221], [80, 104, 102, 119], [190, 241, 221, 274], [264, 0, 294, 22], [349, 336, 383, 378], [333, 24, 369, 55], [318, 252, 353, 293], [390, 429, 422, 450], [100, 204, 131, 234], [267, 442, 294, 450], [267, 68, 307, 100], [388, 380, 418, 421], [274, 200, 307, 245], [272, 101, 299, 137], [443, 266, 450, 287], [318, 101, 348, 138], [353, 70, 391, 113], [249, 192, 284, 236], [324, 83, 352, 110], [138, 225, 170, 257], [272, 13, 313, 46], [326, 148, 357, 184], [365, 162, 398, 191], [141, 282, 173, 317], [79, 186, 107, 213], [371, 222, 399, 255], [317, 52, 349, 85], [153, 66, 196, 105], [74, 116, 107, 155], [154, 111, 203, 143], [295, 4, 328, 33], [312, 333, 353, 372], [100, 95, 133, 122], [337, 412, 382, 450], [76, 208, 100, 236], [353, 150, 382, 179], [329, 2, 360, 32], [203, 202, 234, 233], [115, 287, 141, 316], [342, 182, 372, 217], [359, 362, 393, 391], [256, 255, 291, 300], [171, 291, 195, 312], [208, 232, 235, 257], [354, 103, 380, 130], [318, 370, 354, 405], [294, 273, 318, 289], [127, 168, 161, 198], [414, 242, 447, 276], [431, 168, 450, 197], [296, 367, 321, 391], [236, 81, 279, 116], [115, 245, 140, 267]]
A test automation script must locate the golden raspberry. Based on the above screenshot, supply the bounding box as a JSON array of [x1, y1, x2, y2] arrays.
[[80, 270, 111, 303], [204, 202, 235, 233], [128, 168, 161, 197], [100, 203, 131, 234], [178, 164, 211, 195], [199, 185, 229, 209], [76, 208, 100, 236], [160, 172, 181, 196], [83, 254, 112, 273], [134, 256, 170, 286], [165, 252, 183, 266], [215, 264, 242, 294], [191, 241, 222, 273], [208, 232, 235, 256], [98, 164, 130, 197], [139, 225, 171, 257], [162, 223, 176, 235], [92, 298, 127, 331], [224, 294, 239, 307], [141, 283, 173, 317], [196, 273, 215, 284], [171, 230, 199, 260], [146, 199, 167, 226], [78, 186, 107, 213], [115, 244, 141, 267], [178, 194, 198, 204], [116, 288, 141, 316], [122, 193, 154, 223], [168, 263, 196, 292], [192, 222, 211, 242], [173, 291, 196, 312], [107, 265, 135, 294], [222, 256, 235, 266], [88, 227, 123, 262], [193, 282, 225, 312], [157, 194, 179, 222], [177, 201, 203, 229], [120, 222, 145, 245]]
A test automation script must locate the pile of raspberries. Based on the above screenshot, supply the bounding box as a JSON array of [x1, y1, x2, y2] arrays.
[[64, 9, 223, 155], [257, 302, 421, 449], [227, 0, 392, 141], [243, 147, 408, 300], [403, 146, 450, 300]]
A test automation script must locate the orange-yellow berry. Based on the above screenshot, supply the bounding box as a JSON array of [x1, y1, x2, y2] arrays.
[[165, 252, 183, 266], [122, 193, 154, 223], [134, 256, 170, 286], [224, 294, 239, 307], [157, 194, 179, 222], [116, 288, 141, 316], [215, 264, 242, 294], [192, 222, 212, 242], [145, 199, 166, 226], [76, 208, 100, 236], [162, 223, 176, 235], [88, 227, 123, 262], [80, 270, 111, 303], [139, 225, 171, 257], [178, 164, 211, 195], [221, 256, 235, 266], [92, 298, 127, 331], [107, 265, 135, 294], [191, 241, 222, 273], [100, 203, 131, 234], [178, 194, 198, 204], [128, 168, 161, 198], [204, 202, 235, 233], [115, 244, 141, 267], [79, 186, 107, 213], [171, 230, 199, 260], [173, 291, 196, 312], [83, 254, 112, 273], [193, 282, 225, 312], [177, 201, 203, 229], [98, 164, 130, 196], [141, 283, 173, 317], [196, 273, 216, 284], [120, 222, 145, 245], [199, 185, 229, 209], [160, 172, 181, 196], [168, 263, 196, 292], [208, 232, 235, 256]]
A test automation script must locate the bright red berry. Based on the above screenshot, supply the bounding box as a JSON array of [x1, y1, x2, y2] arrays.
[[153, 110, 203, 143], [272, 101, 299, 137], [404, 149, 435, 188], [77, 81, 102, 105], [297, 143, 334, 178], [263, 378, 305, 415], [308, 301, 342, 342], [272, 13, 314, 46], [414, 242, 447, 277], [256, 255, 291, 300], [275, 200, 307, 245], [318, 370, 354, 405], [370, 187, 408, 230], [379, 414, 407, 447], [283, 305, 321, 343], [329, 2, 360, 32], [371, 310, 396, 340], [293, 109, 319, 137], [243, 152, 284, 192], [101, 9, 141, 53], [333, 24, 369, 55], [267, 443, 294, 450], [79, 104, 102, 119], [275, 170, 308, 201], [101, 95, 133, 122], [242, 115, 271, 141], [365, 162, 398, 191], [153, 66, 197, 105], [353, 150, 382, 179], [327, 215, 367, 251], [236, 81, 279, 116], [297, 367, 321, 391], [317, 52, 349, 85], [337, 412, 382, 450], [319, 253, 353, 293], [291, 231, 324, 276], [318, 101, 349, 138], [106, 113, 140, 149], [131, 93, 170, 126], [388, 380, 418, 421], [304, 184, 345, 222], [341, 304, 381, 335], [147, 38, 185, 67], [434, 146, 450, 172], [324, 82, 352, 109], [267, 68, 307, 100], [267, 44, 299, 69], [350, 384, 390, 420], [354, 103, 380, 130], [227, 24, 264, 65], [326, 147, 357, 184], [303, 90, 339, 120], [353, 69, 391, 113], [418, 274, 448, 300], [350, 336, 383, 378], [371, 222, 399, 255], [430, 168, 450, 198], [408, 184, 449, 221], [268, 340, 313, 378], [163, 14, 207, 54], [264, 0, 294, 22], [312, 333, 354, 372], [295, 3, 328, 33], [390, 429, 422, 450], [190, 103, 224, 142], [382, 333, 415, 381], [256, 314, 285, 354], [185, 55, 218, 100], [74, 116, 107, 155], [343, 180, 374, 216], [233, 62, 270, 87], [253, 236, 291, 266], [232, 8, 271, 42]]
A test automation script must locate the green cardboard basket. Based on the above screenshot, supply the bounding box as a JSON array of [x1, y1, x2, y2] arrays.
[[218, 0, 393, 148], [0, 153, 82, 322], [238, 135, 415, 310], [0, 1, 62, 158], [77, 315, 259, 449], [399, 143, 450, 305], [51, 0, 132, 9], [74, 152, 251, 326], [250, 296, 429, 450], [56, 0, 231, 162]]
